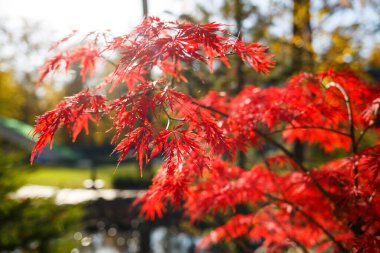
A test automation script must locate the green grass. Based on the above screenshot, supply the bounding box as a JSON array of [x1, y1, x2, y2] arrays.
[[22, 163, 156, 189]]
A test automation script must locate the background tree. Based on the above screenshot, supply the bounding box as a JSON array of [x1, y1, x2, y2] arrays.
[[0, 143, 82, 253], [0, 19, 62, 124], [0, 19, 83, 253], [0, 71, 26, 119]]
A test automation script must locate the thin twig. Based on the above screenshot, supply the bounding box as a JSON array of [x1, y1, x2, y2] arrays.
[[101, 55, 118, 67], [205, 51, 236, 59], [356, 122, 374, 148], [268, 126, 350, 137], [235, 239, 253, 253], [212, 214, 252, 253], [191, 101, 229, 117], [163, 107, 185, 122], [258, 149, 286, 198]]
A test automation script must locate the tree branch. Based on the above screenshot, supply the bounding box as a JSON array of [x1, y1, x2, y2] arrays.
[[254, 128, 333, 200], [271, 214, 309, 253], [192, 101, 334, 201], [323, 82, 355, 146], [267, 195, 348, 253], [323, 82, 359, 198]]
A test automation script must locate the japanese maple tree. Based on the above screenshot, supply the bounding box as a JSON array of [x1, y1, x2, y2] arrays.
[[32, 17, 380, 252]]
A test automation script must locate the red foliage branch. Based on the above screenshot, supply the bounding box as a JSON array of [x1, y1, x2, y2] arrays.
[[32, 17, 380, 252]]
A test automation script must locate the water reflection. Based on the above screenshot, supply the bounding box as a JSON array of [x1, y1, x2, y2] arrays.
[[151, 227, 199, 253], [74, 231, 128, 253], [72, 227, 203, 253]]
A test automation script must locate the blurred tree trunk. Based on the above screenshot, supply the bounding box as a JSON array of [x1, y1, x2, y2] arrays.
[[292, 0, 314, 73], [232, 0, 245, 96], [232, 0, 247, 169], [142, 0, 148, 18], [140, 1, 152, 253], [291, 0, 314, 163]]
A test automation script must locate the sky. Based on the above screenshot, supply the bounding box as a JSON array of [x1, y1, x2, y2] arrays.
[[0, 0, 201, 76], [0, 0, 197, 37], [0, 0, 378, 72]]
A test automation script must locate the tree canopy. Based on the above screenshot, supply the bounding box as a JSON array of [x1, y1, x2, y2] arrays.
[[32, 17, 380, 252]]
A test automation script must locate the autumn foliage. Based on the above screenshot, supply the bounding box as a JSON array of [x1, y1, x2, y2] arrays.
[[32, 17, 380, 252]]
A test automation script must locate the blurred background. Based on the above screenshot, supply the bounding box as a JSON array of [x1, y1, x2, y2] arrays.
[[0, 0, 379, 252]]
